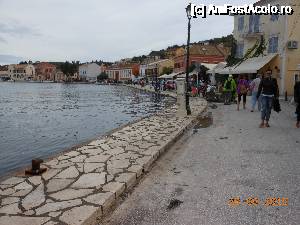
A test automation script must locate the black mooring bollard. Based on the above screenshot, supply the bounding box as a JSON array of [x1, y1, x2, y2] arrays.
[[25, 158, 47, 175], [285, 91, 288, 101]]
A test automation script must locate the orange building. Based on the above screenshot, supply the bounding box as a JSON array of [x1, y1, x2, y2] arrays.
[[105, 64, 139, 82], [173, 43, 230, 73], [34, 62, 56, 81]]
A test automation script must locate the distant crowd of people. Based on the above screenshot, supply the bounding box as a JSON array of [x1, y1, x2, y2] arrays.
[[222, 69, 300, 128]]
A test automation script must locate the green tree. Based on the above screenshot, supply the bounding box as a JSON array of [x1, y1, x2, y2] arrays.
[[161, 67, 173, 75], [60, 61, 79, 78], [97, 72, 108, 81]]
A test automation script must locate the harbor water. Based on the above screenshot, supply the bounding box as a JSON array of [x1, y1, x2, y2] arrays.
[[0, 83, 175, 177]]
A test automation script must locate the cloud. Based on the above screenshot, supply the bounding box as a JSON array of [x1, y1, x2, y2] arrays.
[[0, 0, 257, 62], [0, 36, 6, 43], [0, 20, 41, 38], [0, 54, 23, 65]]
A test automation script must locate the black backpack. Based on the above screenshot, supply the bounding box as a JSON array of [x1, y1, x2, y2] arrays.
[[225, 79, 232, 90]]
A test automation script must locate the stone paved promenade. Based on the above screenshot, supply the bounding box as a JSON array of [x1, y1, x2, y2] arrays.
[[0, 86, 207, 225], [101, 100, 300, 225]]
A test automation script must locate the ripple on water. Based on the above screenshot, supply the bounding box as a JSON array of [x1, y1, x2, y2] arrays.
[[0, 83, 175, 177]]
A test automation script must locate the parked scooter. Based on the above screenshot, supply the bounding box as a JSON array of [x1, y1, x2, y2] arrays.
[[205, 84, 221, 102]]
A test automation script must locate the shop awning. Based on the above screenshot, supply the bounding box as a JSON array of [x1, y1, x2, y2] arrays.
[[201, 63, 219, 71], [207, 62, 227, 74], [218, 54, 278, 74], [176, 70, 198, 78], [158, 72, 180, 79]]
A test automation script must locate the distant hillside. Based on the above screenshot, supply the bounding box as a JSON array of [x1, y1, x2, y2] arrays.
[[130, 34, 233, 63]]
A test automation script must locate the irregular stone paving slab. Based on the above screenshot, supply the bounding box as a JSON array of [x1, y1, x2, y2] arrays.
[[44, 221, 59, 225], [50, 188, 94, 201], [128, 165, 143, 178], [59, 205, 99, 225], [28, 176, 42, 186], [0, 216, 50, 225], [81, 148, 103, 156], [54, 166, 79, 179], [115, 173, 137, 189], [0, 202, 21, 214], [107, 158, 130, 169], [48, 211, 62, 217], [10, 181, 33, 197], [102, 182, 126, 198], [0, 188, 15, 196], [85, 154, 111, 163], [22, 183, 45, 210], [71, 173, 106, 188], [0, 177, 25, 185], [1, 196, 19, 205], [65, 151, 80, 157], [70, 155, 87, 163], [46, 178, 74, 193], [42, 169, 61, 181], [84, 163, 105, 173], [51, 161, 74, 169], [0, 96, 207, 225], [84, 192, 115, 211], [35, 199, 82, 215]]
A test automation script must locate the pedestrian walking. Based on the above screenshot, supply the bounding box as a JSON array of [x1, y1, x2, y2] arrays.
[[223, 75, 236, 105], [250, 74, 262, 112], [294, 79, 300, 128], [257, 70, 279, 128], [237, 75, 249, 111]]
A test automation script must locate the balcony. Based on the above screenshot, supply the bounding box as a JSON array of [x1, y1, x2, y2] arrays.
[[242, 30, 264, 39]]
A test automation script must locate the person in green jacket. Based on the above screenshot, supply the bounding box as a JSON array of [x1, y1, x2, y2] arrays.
[[223, 74, 237, 105]]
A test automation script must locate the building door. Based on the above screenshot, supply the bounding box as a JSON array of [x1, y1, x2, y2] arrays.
[[116, 71, 119, 81]]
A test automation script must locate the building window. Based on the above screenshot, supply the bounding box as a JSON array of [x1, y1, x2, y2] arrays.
[[254, 15, 260, 32], [236, 43, 244, 58], [271, 14, 279, 21], [249, 15, 254, 33], [268, 36, 279, 53], [271, 5, 280, 21], [238, 16, 244, 31], [249, 15, 260, 33]]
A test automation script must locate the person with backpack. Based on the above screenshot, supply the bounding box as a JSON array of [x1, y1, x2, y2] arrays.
[[294, 78, 300, 128], [237, 75, 250, 111], [257, 70, 279, 128], [223, 74, 236, 105]]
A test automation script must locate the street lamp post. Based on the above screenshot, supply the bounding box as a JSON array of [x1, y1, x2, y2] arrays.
[[185, 4, 192, 115]]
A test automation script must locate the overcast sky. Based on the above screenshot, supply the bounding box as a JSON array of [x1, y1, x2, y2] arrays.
[[0, 0, 256, 65]]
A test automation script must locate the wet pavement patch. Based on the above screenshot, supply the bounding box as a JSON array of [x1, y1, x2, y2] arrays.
[[219, 137, 228, 140], [174, 187, 184, 196], [193, 112, 213, 133], [209, 104, 218, 109], [167, 199, 183, 210]]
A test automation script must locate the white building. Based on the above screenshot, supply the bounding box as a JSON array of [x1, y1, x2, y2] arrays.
[[79, 63, 101, 82], [8, 64, 35, 81], [106, 67, 133, 81], [139, 64, 147, 77]]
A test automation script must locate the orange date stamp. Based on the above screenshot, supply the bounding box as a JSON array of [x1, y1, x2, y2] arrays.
[[228, 197, 288, 207]]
